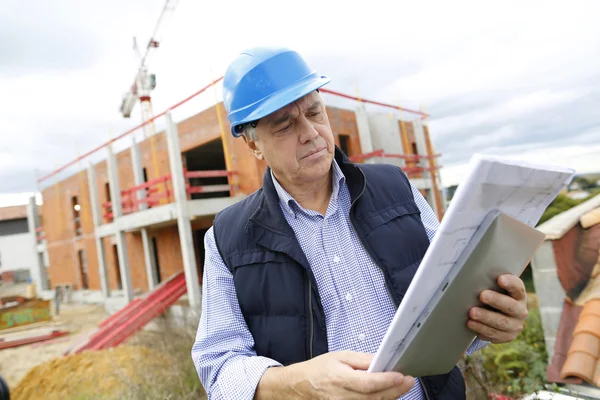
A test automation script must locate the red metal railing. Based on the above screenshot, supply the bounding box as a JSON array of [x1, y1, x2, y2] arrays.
[[102, 169, 238, 223], [349, 150, 442, 175], [184, 169, 238, 197], [35, 226, 45, 243], [319, 88, 429, 119]]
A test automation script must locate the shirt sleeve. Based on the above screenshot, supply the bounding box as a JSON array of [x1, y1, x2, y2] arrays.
[[191, 226, 282, 400], [465, 337, 490, 355], [410, 182, 440, 242]]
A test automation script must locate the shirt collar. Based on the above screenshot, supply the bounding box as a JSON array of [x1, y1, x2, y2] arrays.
[[270, 159, 346, 216]]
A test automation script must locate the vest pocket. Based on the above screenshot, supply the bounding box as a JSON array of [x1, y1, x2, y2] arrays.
[[358, 201, 422, 233], [389, 259, 421, 298], [227, 250, 307, 319], [226, 250, 289, 269]]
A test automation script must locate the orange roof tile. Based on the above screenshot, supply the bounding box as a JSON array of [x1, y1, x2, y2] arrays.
[[562, 300, 600, 385], [0, 205, 27, 222], [573, 315, 600, 336]]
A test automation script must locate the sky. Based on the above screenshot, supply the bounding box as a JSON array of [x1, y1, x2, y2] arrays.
[[1, 0, 599, 207]]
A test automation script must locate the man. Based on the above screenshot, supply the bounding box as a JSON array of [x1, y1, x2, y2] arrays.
[[191, 47, 528, 399]]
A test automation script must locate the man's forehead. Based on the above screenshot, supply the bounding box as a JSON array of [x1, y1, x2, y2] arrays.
[[265, 92, 322, 121]]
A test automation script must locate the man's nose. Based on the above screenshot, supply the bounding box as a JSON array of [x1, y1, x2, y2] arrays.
[[297, 118, 319, 143]]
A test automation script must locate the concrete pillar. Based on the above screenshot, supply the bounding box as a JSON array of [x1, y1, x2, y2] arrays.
[[165, 112, 201, 309], [366, 113, 405, 168], [87, 163, 110, 298], [106, 145, 134, 302], [413, 120, 439, 217], [26, 196, 49, 291], [131, 137, 159, 290], [354, 106, 376, 164]]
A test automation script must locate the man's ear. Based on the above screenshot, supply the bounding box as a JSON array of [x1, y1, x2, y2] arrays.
[[244, 137, 264, 160]]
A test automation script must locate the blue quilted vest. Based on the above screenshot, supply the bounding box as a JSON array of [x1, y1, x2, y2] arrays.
[[212, 148, 466, 399]]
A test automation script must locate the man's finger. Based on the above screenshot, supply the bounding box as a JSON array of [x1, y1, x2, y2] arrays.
[[469, 307, 523, 333], [361, 376, 416, 399], [342, 370, 407, 395], [467, 319, 513, 344], [335, 351, 374, 371], [497, 274, 527, 302], [479, 289, 528, 320]]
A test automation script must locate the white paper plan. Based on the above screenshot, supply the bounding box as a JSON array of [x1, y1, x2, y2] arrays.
[[368, 154, 576, 373]]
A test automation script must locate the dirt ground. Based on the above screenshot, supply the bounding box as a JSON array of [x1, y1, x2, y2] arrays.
[[11, 344, 176, 400], [0, 284, 108, 390]]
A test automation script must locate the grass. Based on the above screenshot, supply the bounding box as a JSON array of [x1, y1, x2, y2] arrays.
[[116, 315, 207, 400]]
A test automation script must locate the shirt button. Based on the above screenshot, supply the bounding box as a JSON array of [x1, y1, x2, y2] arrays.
[[324, 219, 328, 227], [345, 293, 352, 301], [288, 209, 294, 215], [358, 334, 366, 341], [333, 255, 340, 263]]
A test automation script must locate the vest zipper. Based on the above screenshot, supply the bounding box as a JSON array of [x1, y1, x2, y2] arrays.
[[348, 169, 398, 308], [422, 381, 432, 400], [307, 277, 314, 359], [350, 170, 433, 399]]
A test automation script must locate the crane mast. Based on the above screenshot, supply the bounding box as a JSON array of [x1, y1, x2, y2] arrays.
[[120, 0, 179, 140]]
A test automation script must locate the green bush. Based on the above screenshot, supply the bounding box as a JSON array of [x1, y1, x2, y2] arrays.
[[463, 308, 548, 397], [538, 194, 587, 225]]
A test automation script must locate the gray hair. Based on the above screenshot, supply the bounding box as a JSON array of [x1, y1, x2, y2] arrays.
[[240, 123, 258, 141]]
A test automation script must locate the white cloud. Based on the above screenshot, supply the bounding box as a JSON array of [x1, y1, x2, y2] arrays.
[[441, 143, 600, 186], [1, 0, 599, 203]]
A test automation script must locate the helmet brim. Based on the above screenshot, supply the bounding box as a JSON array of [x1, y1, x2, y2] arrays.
[[230, 75, 331, 137]]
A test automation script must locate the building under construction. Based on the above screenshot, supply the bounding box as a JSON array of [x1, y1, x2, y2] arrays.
[[27, 81, 446, 309]]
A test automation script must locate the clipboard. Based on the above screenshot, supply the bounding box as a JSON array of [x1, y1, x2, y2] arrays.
[[382, 210, 546, 377]]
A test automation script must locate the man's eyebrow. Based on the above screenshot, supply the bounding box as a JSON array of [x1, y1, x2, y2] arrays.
[[307, 101, 322, 112], [270, 112, 292, 128]]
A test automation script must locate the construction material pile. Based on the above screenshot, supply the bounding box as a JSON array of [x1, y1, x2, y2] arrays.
[[12, 345, 175, 400]]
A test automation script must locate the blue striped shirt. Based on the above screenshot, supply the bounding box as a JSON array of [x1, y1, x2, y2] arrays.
[[192, 160, 487, 399]]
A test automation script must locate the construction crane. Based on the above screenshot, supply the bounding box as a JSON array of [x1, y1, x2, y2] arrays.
[[120, 0, 179, 139]]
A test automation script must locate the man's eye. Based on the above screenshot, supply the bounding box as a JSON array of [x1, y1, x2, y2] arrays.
[[280, 124, 292, 132], [307, 112, 321, 118]]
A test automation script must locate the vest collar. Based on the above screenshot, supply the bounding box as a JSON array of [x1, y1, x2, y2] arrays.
[[245, 146, 366, 271]]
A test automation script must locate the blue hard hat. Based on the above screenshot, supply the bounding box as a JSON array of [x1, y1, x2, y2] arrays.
[[223, 47, 331, 137]]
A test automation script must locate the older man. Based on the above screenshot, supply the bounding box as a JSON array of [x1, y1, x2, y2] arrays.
[[191, 47, 528, 399]]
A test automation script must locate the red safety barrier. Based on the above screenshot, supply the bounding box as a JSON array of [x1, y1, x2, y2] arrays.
[[35, 227, 45, 241], [68, 272, 187, 354], [0, 330, 69, 350], [349, 150, 439, 162], [183, 169, 237, 179], [319, 88, 429, 118], [187, 185, 231, 194], [349, 150, 442, 173], [98, 299, 142, 328]]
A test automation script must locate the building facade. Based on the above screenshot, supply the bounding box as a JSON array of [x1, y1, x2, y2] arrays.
[[32, 96, 445, 309]]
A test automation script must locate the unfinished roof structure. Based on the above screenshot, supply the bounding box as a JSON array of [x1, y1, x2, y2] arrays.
[[531, 194, 600, 388]]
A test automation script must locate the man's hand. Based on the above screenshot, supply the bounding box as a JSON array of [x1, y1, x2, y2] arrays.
[[467, 274, 528, 344], [255, 351, 414, 400]]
